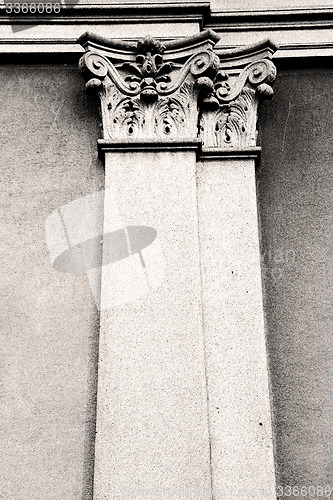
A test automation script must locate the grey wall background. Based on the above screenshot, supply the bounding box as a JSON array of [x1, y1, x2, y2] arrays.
[[0, 62, 332, 498], [0, 64, 103, 500], [259, 65, 333, 492]]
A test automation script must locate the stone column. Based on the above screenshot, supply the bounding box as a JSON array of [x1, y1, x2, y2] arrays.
[[197, 150, 276, 498], [78, 30, 278, 499]]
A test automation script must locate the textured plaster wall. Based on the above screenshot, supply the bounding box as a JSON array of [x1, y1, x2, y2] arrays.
[[258, 66, 333, 493], [0, 65, 103, 500], [1, 61, 333, 499]]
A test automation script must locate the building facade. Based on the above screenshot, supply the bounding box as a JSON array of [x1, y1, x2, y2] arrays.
[[0, 1, 332, 499]]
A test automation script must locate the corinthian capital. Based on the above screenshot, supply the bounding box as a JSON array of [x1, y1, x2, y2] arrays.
[[78, 30, 277, 148]]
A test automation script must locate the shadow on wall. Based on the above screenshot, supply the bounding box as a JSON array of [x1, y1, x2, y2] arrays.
[[45, 189, 165, 311]]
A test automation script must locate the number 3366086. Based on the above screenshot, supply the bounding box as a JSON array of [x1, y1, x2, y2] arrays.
[[277, 485, 333, 497], [5, 3, 61, 14]]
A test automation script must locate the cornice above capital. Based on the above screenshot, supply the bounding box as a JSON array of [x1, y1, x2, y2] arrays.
[[78, 30, 278, 149]]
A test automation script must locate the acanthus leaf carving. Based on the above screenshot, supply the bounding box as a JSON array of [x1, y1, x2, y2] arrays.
[[199, 58, 277, 148], [78, 31, 277, 147], [153, 83, 193, 138], [102, 82, 196, 140], [200, 88, 257, 148], [112, 96, 146, 139]]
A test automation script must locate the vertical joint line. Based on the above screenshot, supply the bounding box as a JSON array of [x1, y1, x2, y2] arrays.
[[195, 164, 215, 500]]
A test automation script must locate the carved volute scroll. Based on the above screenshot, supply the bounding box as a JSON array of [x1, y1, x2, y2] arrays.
[[78, 30, 278, 148]]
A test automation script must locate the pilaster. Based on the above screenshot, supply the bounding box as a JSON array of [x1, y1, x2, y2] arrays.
[[78, 29, 278, 499]]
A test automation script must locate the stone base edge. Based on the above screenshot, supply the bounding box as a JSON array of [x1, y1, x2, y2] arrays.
[[98, 139, 261, 162]]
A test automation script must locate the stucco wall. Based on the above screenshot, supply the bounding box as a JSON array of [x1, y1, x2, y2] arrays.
[[259, 65, 333, 493], [0, 64, 103, 500], [0, 61, 332, 499]]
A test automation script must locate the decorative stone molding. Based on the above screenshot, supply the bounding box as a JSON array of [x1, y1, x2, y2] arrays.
[[77, 28, 279, 500], [78, 30, 277, 148], [199, 57, 276, 148]]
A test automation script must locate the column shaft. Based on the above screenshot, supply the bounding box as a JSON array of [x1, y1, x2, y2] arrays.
[[197, 155, 276, 498], [94, 147, 212, 499]]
